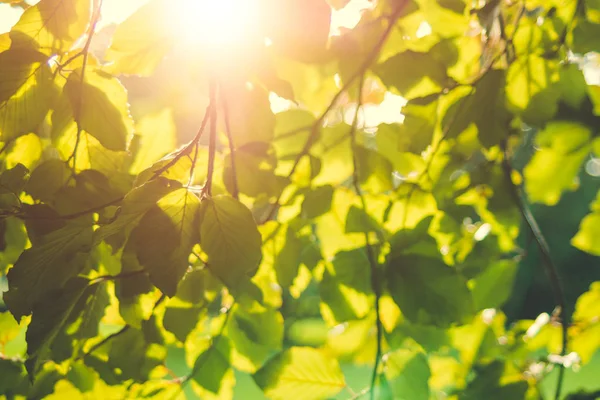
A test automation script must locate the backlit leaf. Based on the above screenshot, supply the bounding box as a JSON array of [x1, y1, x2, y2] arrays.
[[524, 121, 591, 205], [25, 277, 89, 376], [104, 0, 172, 76], [253, 347, 346, 400], [64, 68, 133, 151], [385, 349, 430, 400], [374, 50, 449, 99], [131, 188, 200, 296], [9, 0, 90, 54], [4, 220, 93, 320], [386, 254, 474, 326], [0, 48, 55, 141], [200, 196, 262, 288], [572, 192, 600, 256]]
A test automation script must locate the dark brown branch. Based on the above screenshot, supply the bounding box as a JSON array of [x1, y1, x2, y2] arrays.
[[78, 325, 129, 361], [203, 79, 218, 197], [76, 292, 165, 361], [259, 2, 409, 224], [347, 74, 383, 399], [90, 269, 146, 284], [221, 88, 239, 199], [501, 140, 568, 400], [149, 104, 212, 182], [66, 0, 104, 170]]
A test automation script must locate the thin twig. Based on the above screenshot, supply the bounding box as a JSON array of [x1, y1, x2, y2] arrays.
[[203, 80, 218, 197], [501, 139, 568, 400], [78, 325, 129, 361], [89, 269, 146, 284], [169, 301, 235, 399], [220, 88, 239, 199], [149, 104, 212, 182], [76, 293, 165, 361], [272, 125, 312, 141], [347, 75, 383, 399], [259, 2, 409, 224], [346, 387, 371, 400], [0, 139, 14, 157], [66, 0, 103, 171]]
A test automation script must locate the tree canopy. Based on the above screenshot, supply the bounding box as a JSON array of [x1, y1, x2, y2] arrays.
[[0, 0, 599, 399]]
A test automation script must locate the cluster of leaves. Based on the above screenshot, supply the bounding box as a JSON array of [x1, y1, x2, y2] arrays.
[[0, 0, 599, 399]]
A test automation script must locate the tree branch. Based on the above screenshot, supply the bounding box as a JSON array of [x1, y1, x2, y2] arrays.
[[90, 269, 146, 284], [220, 88, 239, 199], [259, 2, 409, 224], [203, 79, 218, 197], [149, 104, 212, 182], [347, 74, 383, 399], [66, 0, 104, 171], [501, 139, 568, 400]]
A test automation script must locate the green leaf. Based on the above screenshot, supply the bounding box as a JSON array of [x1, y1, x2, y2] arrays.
[[471, 260, 518, 310], [557, 63, 588, 109], [64, 68, 133, 151], [95, 177, 181, 245], [301, 185, 334, 218], [0, 217, 28, 275], [384, 349, 430, 400], [506, 55, 559, 125], [104, 0, 172, 77], [571, 20, 600, 53], [442, 70, 509, 147], [524, 121, 591, 205], [273, 226, 303, 288], [253, 347, 346, 400], [107, 327, 165, 382], [273, 109, 315, 157], [589, 84, 600, 115], [345, 205, 382, 234], [374, 51, 449, 99], [25, 277, 89, 377], [458, 361, 528, 400], [320, 249, 372, 324], [223, 142, 287, 198], [200, 196, 262, 288], [226, 304, 284, 372], [355, 145, 394, 192], [386, 254, 474, 326], [394, 95, 438, 154], [222, 83, 275, 145], [9, 0, 90, 54], [25, 159, 70, 203], [0, 163, 28, 209], [130, 108, 177, 174], [0, 48, 55, 141], [265, 0, 331, 63], [0, 358, 29, 396], [191, 336, 234, 396], [131, 188, 200, 296], [4, 220, 93, 320], [70, 281, 110, 340], [163, 305, 205, 342], [175, 268, 206, 304], [572, 192, 600, 255]]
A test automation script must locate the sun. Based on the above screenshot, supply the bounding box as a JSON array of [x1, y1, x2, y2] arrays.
[[169, 0, 261, 49]]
